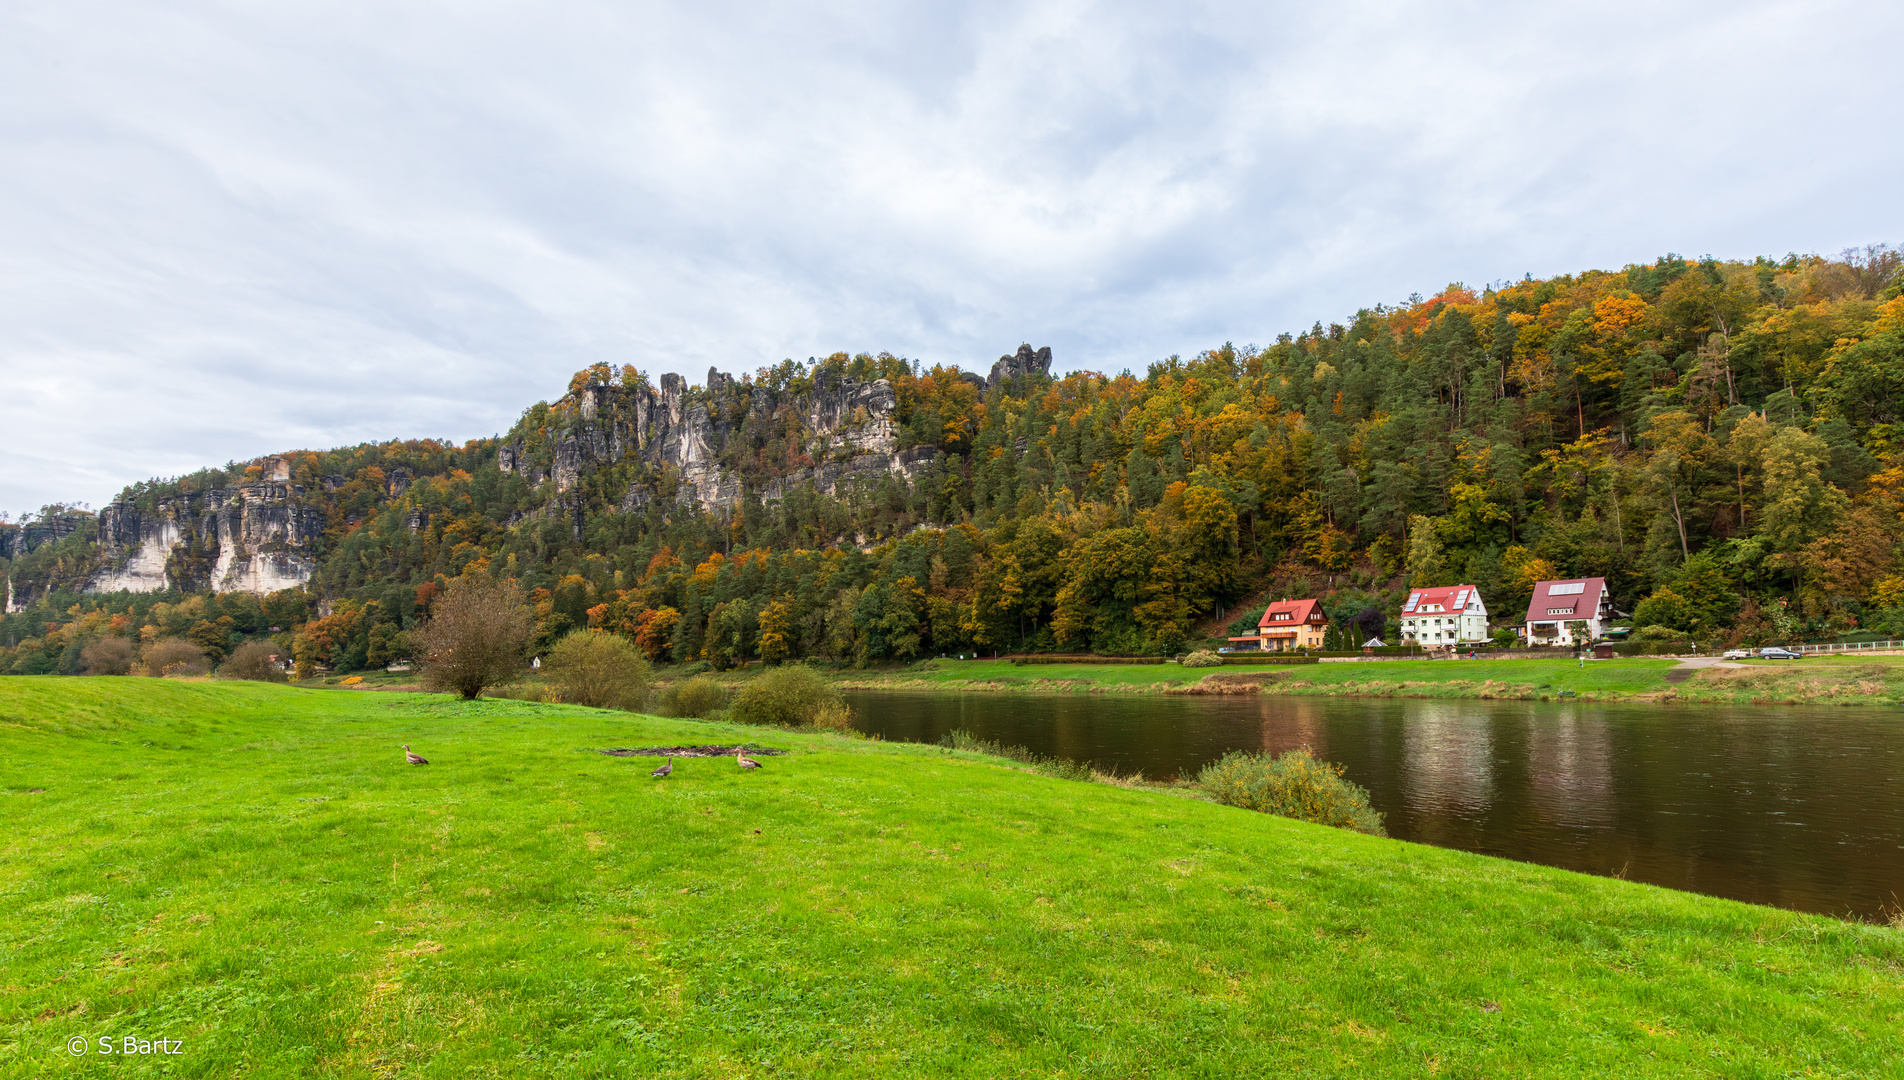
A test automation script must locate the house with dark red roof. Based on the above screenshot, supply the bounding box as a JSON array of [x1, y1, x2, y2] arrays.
[[1522, 577, 1612, 646], [1399, 584, 1489, 647], [1226, 598, 1327, 652]]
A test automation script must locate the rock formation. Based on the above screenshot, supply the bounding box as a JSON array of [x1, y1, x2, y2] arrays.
[[988, 344, 1053, 388], [89, 483, 323, 595], [499, 364, 942, 513]]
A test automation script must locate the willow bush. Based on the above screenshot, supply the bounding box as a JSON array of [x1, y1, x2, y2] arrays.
[[1198, 747, 1386, 835], [656, 675, 726, 718], [729, 665, 848, 728], [542, 630, 652, 709]]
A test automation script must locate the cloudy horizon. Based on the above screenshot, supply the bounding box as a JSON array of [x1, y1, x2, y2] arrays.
[[3, 0, 1899, 516]]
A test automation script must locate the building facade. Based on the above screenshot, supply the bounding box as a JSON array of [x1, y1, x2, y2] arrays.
[[1522, 577, 1613, 646], [1227, 598, 1328, 652], [1399, 585, 1489, 646]]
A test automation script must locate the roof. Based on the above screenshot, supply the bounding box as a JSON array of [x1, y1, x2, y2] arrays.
[[1523, 577, 1607, 624], [1400, 584, 1481, 616], [1258, 598, 1323, 627]]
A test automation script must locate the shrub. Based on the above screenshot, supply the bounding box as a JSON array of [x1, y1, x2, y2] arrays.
[[729, 665, 846, 727], [80, 636, 134, 676], [142, 638, 208, 678], [542, 630, 653, 709], [657, 675, 726, 719], [1180, 650, 1224, 668], [1197, 747, 1386, 836], [486, 681, 552, 703], [811, 700, 857, 731], [418, 575, 534, 700], [219, 640, 288, 683]]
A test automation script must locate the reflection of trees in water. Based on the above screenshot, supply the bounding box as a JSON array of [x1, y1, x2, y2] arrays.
[[1402, 703, 1495, 834], [839, 690, 1904, 918], [1524, 711, 1614, 830], [1254, 697, 1325, 758]]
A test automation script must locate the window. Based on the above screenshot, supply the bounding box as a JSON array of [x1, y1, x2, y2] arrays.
[[1546, 607, 1575, 615], [1549, 582, 1585, 595]]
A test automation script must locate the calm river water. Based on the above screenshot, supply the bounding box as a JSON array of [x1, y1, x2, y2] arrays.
[[841, 690, 1904, 920]]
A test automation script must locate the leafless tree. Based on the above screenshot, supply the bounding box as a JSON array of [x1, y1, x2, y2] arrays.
[[418, 576, 534, 700]]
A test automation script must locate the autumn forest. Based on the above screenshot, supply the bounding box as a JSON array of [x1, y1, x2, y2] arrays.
[[3, 247, 1902, 676]]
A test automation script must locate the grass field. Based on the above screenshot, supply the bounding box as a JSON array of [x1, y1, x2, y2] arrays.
[[3, 678, 1902, 1076], [786, 654, 1904, 706]]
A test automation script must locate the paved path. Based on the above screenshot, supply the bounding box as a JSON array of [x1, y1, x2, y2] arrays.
[[1665, 656, 1747, 684]]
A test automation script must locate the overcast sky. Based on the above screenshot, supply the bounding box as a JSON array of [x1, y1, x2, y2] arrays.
[[2, 0, 1899, 515]]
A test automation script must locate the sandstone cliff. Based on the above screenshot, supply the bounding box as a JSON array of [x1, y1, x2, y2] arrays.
[[498, 364, 940, 513], [90, 483, 323, 595]]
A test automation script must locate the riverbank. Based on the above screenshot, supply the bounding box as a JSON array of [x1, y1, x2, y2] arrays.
[[696, 655, 1904, 707], [2, 677, 1898, 1076]]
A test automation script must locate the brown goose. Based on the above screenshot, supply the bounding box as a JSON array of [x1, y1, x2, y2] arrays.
[[651, 757, 674, 779], [736, 748, 762, 770], [402, 744, 429, 766]]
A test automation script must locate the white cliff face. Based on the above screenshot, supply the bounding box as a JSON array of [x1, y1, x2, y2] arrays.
[[506, 364, 932, 513], [88, 482, 321, 597], [86, 519, 177, 593]]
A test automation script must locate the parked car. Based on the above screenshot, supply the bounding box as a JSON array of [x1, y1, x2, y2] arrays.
[[1758, 646, 1803, 660], [1722, 649, 1751, 660]]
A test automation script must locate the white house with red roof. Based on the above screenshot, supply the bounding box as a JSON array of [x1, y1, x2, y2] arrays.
[[1399, 584, 1489, 646], [1522, 577, 1613, 646], [1226, 598, 1328, 652]]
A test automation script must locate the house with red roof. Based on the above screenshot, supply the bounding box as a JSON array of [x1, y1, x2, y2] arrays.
[[1226, 598, 1328, 652], [1399, 584, 1489, 647], [1522, 577, 1613, 646]]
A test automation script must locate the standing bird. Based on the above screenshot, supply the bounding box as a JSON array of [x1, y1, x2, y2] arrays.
[[736, 747, 762, 770], [402, 744, 429, 766], [651, 757, 674, 779]]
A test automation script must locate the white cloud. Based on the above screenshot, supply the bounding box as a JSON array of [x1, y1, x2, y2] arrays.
[[1, 0, 1899, 512]]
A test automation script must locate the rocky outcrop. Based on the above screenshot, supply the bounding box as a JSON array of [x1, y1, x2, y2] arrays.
[[988, 344, 1053, 388], [89, 483, 323, 595], [503, 363, 932, 513]]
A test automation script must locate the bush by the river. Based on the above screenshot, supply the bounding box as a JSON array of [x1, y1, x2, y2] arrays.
[[1198, 747, 1386, 836], [729, 665, 850, 728], [542, 630, 652, 709], [1180, 650, 1224, 668], [657, 675, 726, 719]]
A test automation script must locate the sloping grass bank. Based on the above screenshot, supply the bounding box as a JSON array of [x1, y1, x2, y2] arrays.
[[705, 655, 1904, 706], [2, 678, 1900, 1077], [1219, 654, 1904, 705]]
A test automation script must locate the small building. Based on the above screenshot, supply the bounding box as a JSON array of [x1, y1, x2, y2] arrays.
[[1522, 577, 1613, 646], [1227, 598, 1328, 652], [1400, 585, 1489, 647]]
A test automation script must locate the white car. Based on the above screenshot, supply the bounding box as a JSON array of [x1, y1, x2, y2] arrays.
[[1722, 649, 1750, 660]]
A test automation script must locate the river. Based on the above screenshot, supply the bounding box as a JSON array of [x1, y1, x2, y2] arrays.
[[840, 690, 1904, 920]]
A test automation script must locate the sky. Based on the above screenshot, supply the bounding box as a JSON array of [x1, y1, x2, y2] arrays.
[[2, 0, 1900, 516]]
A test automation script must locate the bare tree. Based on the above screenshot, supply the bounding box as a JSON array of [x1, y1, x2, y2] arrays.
[[418, 576, 534, 700]]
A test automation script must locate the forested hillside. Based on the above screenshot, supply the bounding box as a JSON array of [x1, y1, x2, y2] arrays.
[[4, 247, 1902, 675]]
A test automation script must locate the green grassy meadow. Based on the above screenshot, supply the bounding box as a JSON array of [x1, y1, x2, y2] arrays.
[[4, 678, 1903, 1077]]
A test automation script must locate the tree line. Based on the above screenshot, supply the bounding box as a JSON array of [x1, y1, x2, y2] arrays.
[[3, 246, 1901, 675]]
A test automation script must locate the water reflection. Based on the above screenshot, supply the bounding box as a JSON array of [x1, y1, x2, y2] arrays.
[[842, 690, 1904, 920]]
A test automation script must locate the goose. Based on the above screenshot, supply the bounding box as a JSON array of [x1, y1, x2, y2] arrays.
[[402, 744, 429, 766], [736, 748, 762, 770], [651, 757, 674, 779]]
